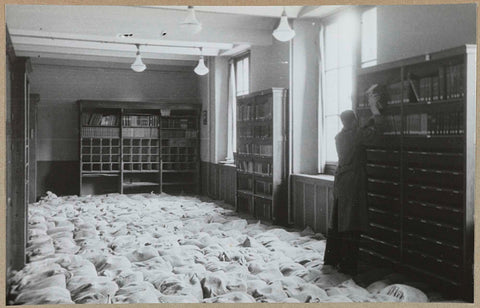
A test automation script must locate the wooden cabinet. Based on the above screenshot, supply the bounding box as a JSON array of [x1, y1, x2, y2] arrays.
[[355, 45, 476, 300], [78, 100, 200, 196], [235, 88, 289, 224]]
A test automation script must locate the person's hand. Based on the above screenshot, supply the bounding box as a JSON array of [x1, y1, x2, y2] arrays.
[[368, 94, 382, 115]]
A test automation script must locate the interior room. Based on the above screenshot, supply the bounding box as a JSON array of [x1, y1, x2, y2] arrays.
[[4, 3, 477, 304]]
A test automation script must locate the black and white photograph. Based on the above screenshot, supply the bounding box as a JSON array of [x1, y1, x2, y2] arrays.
[[4, 2, 477, 305]]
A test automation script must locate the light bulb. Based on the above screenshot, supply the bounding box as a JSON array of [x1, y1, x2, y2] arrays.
[[180, 6, 202, 34], [194, 57, 209, 75], [273, 10, 295, 42], [131, 47, 146, 72]]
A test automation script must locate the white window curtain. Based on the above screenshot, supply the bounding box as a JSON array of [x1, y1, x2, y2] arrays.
[[225, 60, 236, 162], [318, 24, 327, 173]]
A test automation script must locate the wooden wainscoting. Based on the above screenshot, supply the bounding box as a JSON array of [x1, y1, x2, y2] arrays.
[[200, 161, 236, 206], [291, 174, 334, 236]]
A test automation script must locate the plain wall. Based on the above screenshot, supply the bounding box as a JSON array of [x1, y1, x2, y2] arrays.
[[250, 39, 290, 92], [29, 59, 200, 197], [292, 4, 476, 175], [377, 4, 477, 64]]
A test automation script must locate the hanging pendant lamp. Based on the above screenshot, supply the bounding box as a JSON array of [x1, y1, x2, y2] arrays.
[[131, 44, 146, 72], [180, 6, 202, 34], [194, 56, 209, 76], [273, 8, 295, 42]]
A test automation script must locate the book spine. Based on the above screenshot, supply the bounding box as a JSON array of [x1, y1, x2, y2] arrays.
[[438, 66, 445, 100]]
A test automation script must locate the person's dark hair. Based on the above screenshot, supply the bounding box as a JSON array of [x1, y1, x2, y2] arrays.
[[340, 110, 357, 127]]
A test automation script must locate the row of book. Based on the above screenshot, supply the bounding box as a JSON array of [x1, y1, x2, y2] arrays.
[[404, 112, 464, 135], [238, 104, 273, 121], [82, 155, 120, 163], [162, 139, 196, 147], [161, 119, 193, 129], [82, 127, 120, 138], [123, 128, 159, 138], [236, 160, 273, 176], [255, 103, 273, 120], [82, 163, 120, 172], [382, 115, 402, 135], [123, 163, 160, 171], [162, 148, 196, 155], [123, 156, 160, 163], [160, 130, 198, 138], [122, 148, 158, 154], [255, 181, 273, 195], [123, 115, 159, 127], [82, 113, 119, 126], [123, 139, 159, 146], [238, 126, 272, 139], [82, 139, 120, 146], [163, 162, 197, 171], [414, 64, 464, 102], [161, 155, 196, 163], [360, 64, 465, 107], [238, 144, 273, 156]]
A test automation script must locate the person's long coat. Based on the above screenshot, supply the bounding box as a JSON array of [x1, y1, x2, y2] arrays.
[[332, 117, 380, 233]]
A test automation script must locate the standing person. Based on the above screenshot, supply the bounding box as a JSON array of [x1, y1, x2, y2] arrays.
[[323, 85, 385, 276]]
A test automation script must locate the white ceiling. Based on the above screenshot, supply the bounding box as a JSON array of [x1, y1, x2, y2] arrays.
[[6, 5, 346, 66]]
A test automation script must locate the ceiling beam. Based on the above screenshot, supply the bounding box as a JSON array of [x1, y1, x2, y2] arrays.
[[6, 5, 276, 46], [10, 35, 222, 56], [219, 44, 251, 57]]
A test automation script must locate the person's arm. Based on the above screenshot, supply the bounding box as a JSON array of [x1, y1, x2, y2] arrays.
[[356, 115, 384, 145]]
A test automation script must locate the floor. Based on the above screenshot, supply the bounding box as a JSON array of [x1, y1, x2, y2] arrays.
[[8, 192, 446, 304]]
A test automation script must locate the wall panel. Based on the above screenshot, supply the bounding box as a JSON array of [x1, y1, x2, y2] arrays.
[[292, 174, 334, 235]]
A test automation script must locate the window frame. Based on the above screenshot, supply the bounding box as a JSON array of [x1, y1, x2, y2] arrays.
[[233, 51, 251, 97], [319, 6, 377, 175]]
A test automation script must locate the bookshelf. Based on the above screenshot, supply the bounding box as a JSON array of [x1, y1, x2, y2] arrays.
[[355, 45, 475, 300], [78, 100, 200, 196], [234, 88, 289, 224]]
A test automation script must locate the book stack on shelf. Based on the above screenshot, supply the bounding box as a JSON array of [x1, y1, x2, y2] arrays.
[[235, 88, 288, 223], [79, 101, 200, 196], [160, 112, 199, 194], [355, 45, 475, 300], [121, 113, 161, 193], [81, 113, 120, 138], [81, 111, 121, 175]]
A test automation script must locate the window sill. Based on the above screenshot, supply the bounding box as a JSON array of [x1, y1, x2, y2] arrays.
[[219, 160, 236, 168], [291, 173, 334, 187]]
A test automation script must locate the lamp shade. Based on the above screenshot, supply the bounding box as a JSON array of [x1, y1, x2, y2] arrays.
[[273, 11, 295, 42], [180, 6, 202, 34], [194, 57, 209, 75], [131, 53, 146, 72]]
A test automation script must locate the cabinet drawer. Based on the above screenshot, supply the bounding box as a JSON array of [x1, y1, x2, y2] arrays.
[[366, 149, 400, 164]]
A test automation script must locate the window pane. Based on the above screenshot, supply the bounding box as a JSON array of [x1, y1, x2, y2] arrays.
[[236, 60, 243, 95], [325, 116, 340, 162], [338, 12, 356, 67], [361, 7, 377, 64], [325, 23, 338, 70], [324, 70, 338, 115], [338, 66, 353, 112], [243, 58, 249, 94]]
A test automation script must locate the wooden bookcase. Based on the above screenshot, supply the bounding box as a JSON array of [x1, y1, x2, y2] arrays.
[[78, 100, 200, 196], [234, 88, 289, 224], [354, 45, 476, 300]]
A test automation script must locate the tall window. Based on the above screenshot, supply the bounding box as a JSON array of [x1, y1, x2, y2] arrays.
[[235, 53, 249, 96], [323, 12, 357, 165], [226, 53, 250, 160], [320, 7, 377, 172]]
